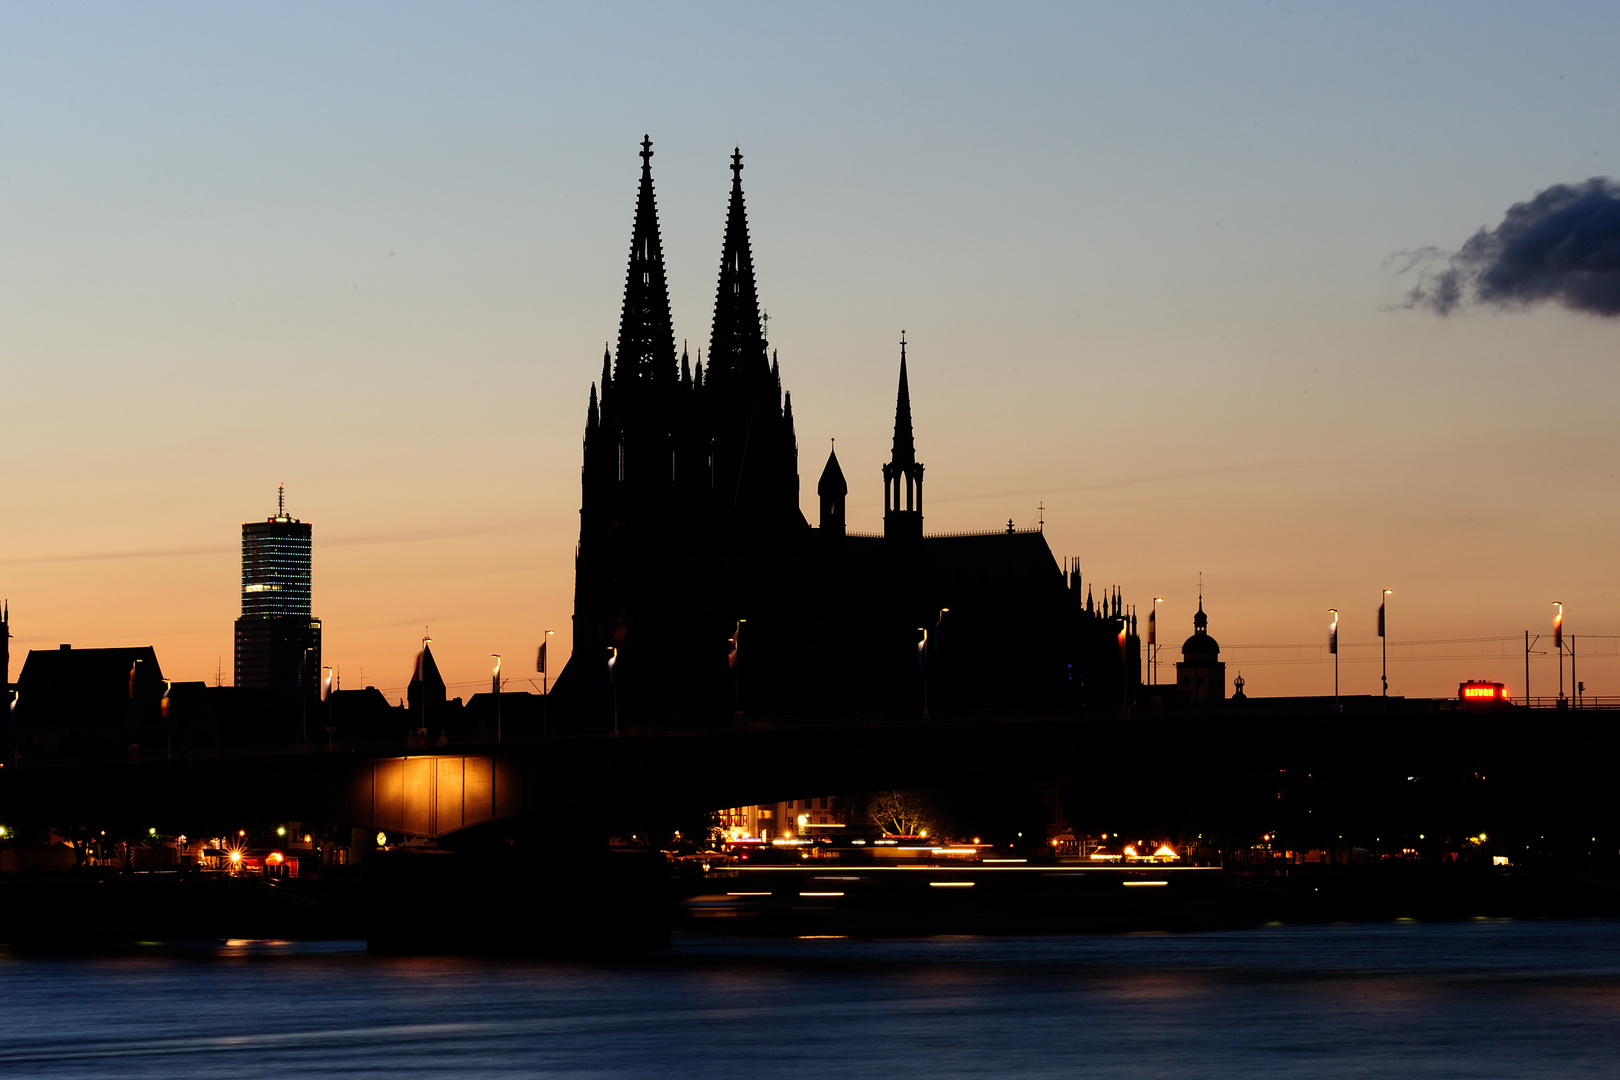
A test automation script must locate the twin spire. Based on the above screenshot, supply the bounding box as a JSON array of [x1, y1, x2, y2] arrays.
[[614, 135, 678, 385], [707, 146, 767, 392], [607, 137, 766, 395]]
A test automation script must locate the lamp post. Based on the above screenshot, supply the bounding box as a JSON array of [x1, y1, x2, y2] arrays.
[[1380, 590, 1392, 698], [1553, 602, 1565, 706], [917, 627, 929, 721], [541, 628, 554, 737], [606, 646, 618, 736], [933, 608, 948, 717], [1151, 597, 1164, 686], [491, 654, 502, 744], [1328, 609, 1339, 711], [541, 630, 554, 696], [322, 666, 335, 751], [728, 619, 746, 721]]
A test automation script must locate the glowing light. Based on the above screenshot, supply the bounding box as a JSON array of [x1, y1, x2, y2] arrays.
[[267, 852, 284, 864], [799, 891, 844, 897], [229, 851, 243, 864], [1153, 844, 1178, 859], [376, 831, 388, 847], [276, 826, 286, 836], [930, 881, 975, 888], [1124, 881, 1168, 887], [726, 891, 771, 896]]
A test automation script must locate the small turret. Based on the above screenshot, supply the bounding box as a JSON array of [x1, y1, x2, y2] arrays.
[[818, 442, 847, 534]]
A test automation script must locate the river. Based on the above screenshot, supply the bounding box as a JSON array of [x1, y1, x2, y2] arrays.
[[2, 920, 1617, 1077]]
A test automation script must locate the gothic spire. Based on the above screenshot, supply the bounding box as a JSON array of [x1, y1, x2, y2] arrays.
[[586, 382, 599, 432], [707, 147, 766, 388], [615, 136, 677, 385], [891, 333, 916, 466]]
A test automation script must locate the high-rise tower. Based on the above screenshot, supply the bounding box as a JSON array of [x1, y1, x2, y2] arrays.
[[234, 485, 321, 697]]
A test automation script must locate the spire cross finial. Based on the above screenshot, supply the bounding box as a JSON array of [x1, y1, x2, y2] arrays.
[[730, 147, 743, 182], [640, 135, 653, 168], [900, 330, 907, 359]]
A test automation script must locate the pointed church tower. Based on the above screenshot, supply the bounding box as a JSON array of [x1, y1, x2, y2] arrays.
[[707, 148, 767, 391], [704, 148, 800, 522], [615, 136, 677, 386], [883, 335, 925, 544]]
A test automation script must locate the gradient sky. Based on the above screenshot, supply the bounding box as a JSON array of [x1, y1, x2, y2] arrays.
[[4, 2, 1618, 701]]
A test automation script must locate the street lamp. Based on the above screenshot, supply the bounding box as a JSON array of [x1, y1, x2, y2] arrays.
[[1151, 597, 1165, 686], [319, 666, 335, 750], [541, 630, 555, 695], [541, 628, 555, 738], [1554, 602, 1565, 705], [728, 619, 747, 721], [917, 627, 930, 721], [1328, 609, 1339, 710], [1380, 590, 1392, 698], [606, 647, 618, 736], [491, 654, 502, 744], [932, 608, 948, 717]]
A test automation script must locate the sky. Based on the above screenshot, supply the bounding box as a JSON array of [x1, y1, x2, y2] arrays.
[[3, 2, 1618, 701]]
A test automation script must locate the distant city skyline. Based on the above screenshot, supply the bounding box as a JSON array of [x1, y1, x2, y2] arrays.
[[3, 3, 1618, 699]]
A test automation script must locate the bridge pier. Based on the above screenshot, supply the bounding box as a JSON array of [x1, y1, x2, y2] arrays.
[[364, 840, 668, 955]]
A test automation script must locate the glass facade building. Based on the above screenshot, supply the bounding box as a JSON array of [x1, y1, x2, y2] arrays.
[[240, 518, 313, 617], [234, 491, 321, 696]]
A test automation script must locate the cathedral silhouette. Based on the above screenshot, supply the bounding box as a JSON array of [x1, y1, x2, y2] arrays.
[[551, 139, 1140, 726]]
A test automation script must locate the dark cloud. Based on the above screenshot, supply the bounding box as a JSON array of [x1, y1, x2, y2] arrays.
[[1402, 178, 1620, 316]]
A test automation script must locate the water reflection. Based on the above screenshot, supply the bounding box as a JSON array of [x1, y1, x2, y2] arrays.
[[1, 921, 1618, 1077]]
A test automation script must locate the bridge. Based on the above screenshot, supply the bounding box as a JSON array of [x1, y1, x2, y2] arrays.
[[4, 698, 1616, 852]]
